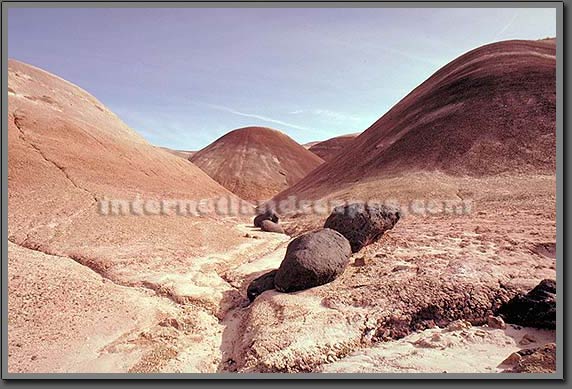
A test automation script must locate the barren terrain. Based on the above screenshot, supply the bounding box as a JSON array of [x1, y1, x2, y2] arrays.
[[7, 38, 557, 375]]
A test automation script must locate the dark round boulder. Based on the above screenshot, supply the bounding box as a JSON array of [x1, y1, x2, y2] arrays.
[[247, 269, 277, 302], [274, 228, 351, 293], [253, 209, 279, 228], [324, 203, 400, 253], [497, 279, 556, 329], [260, 220, 285, 234]]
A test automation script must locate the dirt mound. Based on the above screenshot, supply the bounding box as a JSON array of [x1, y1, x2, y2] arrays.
[[308, 133, 359, 161], [7, 59, 249, 372], [273, 39, 556, 203], [190, 126, 324, 202]]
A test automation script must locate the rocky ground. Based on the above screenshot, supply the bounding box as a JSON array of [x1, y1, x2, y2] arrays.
[[320, 325, 555, 373], [8, 168, 556, 374], [9, 173, 556, 373]]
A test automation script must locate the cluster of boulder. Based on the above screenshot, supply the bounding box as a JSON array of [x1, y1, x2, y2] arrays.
[[247, 203, 401, 301], [253, 209, 284, 234]]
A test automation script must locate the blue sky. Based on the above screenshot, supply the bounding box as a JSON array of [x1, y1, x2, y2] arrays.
[[8, 7, 556, 150]]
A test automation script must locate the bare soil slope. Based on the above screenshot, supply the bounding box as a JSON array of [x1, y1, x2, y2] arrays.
[[308, 133, 359, 161], [274, 39, 555, 202], [7, 59, 250, 372], [191, 127, 324, 202]]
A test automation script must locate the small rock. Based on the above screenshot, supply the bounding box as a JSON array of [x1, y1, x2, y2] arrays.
[[499, 352, 522, 367], [140, 331, 153, 340], [444, 320, 472, 332], [253, 209, 279, 228], [475, 329, 487, 337], [158, 318, 183, 330], [519, 333, 537, 346], [412, 338, 442, 349], [260, 220, 285, 234], [487, 315, 506, 329], [354, 257, 366, 267]]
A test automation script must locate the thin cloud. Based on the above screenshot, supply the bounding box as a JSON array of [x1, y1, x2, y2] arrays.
[[204, 103, 310, 131], [381, 46, 444, 67], [289, 109, 361, 122], [494, 11, 519, 40]]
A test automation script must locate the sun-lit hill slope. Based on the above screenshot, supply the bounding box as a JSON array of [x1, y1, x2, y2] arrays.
[[190, 126, 324, 202]]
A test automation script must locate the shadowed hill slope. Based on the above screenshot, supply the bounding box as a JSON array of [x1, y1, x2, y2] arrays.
[[272, 39, 556, 203]]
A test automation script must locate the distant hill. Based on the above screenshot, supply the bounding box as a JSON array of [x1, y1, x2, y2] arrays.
[[158, 146, 196, 160], [308, 133, 359, 161], [190, 126, 324, 202]]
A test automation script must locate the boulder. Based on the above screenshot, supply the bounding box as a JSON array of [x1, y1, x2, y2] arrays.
[[260, 220, 285, 234], [253, 209, 279, 228], [497, 279, 556, 329], [274, 228, 352, 293], [324, 203, 400, 253], [247, 270, 277, 302]]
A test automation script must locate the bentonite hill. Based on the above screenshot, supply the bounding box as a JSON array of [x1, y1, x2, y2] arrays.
[[273, 39, 556, 204], [190, 126, 324, 202]]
